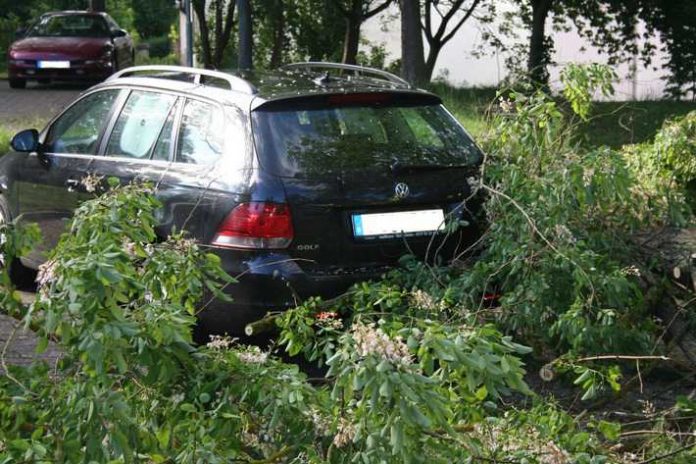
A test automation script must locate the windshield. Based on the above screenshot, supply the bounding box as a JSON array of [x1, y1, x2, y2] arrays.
[[27, 15, 109, 38], [253, 103, 481, 178]]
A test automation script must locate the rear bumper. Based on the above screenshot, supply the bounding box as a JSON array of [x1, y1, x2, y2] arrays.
[[196, 252, 390, 337]]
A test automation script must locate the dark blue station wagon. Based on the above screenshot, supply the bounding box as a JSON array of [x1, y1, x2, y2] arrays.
[[0, 63, 484, 339]]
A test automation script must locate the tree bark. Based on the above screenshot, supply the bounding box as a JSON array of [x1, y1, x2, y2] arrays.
[[192, 0, 213, 68], [341, 12, 362, 65], [213, 0, 236, 68], [424, 43, 440, 82], [238, 0, 253, 69], [400, 0, 426, 85], [528, 0, 553, 85]]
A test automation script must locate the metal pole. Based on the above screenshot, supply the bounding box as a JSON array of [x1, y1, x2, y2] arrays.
[[238, 0, 253, 70], [185, 0, 194, 67]]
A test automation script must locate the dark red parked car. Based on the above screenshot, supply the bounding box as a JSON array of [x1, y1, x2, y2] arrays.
[[7, 11, 134, 89]]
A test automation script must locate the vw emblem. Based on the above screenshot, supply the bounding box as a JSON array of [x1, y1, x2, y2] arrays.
[[394, 182, 410, 199]]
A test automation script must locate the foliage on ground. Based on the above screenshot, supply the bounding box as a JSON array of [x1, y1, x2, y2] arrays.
[[1, 64, 695, 463], [0, 182, 607, 463]]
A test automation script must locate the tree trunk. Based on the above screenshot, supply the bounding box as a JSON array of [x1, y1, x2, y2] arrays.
[[341, 14, 361, 65], [269, 0, 285, 68], [238, 0, 253, 69], [424, 43, 441, 82], [212, 0, 236, 68], [341, 0, 362, 65], [400, 0, 427, 85], [192, 0, 213, 68], [527, 0, 553, 85]]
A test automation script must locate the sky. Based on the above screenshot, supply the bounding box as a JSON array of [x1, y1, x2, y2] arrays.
[[362, 6, 670, 100]]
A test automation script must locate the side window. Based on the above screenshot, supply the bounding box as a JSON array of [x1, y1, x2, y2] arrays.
[[152, 99, 181, 162], [105, 90, 177, 160], [44, 90, 119, 155], [176, 99, 225, 165]]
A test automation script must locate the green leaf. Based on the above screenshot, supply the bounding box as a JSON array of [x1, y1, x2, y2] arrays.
[[597, 420, 621, 441]]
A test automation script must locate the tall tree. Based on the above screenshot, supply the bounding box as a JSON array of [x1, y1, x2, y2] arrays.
[[192, 0, 236, 69], [503, 0, 694, 89], [422, 0, 490, 81], [333, 0, 391, 65], [400, 0, 427, 84], [400, 0, 490, 85]]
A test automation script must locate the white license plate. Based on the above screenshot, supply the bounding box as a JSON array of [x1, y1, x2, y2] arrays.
[[352, 209, 445, 239], [38, 60, 70, 69]]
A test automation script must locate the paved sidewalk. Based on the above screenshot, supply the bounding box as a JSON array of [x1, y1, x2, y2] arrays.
[[0, 292, 62, 371], [0, 80, 85, 122]]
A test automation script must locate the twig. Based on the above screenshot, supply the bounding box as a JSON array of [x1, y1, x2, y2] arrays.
[[636, 443, 696, 463], [573, 355, 670, 363], [481, 183, 597, 304]]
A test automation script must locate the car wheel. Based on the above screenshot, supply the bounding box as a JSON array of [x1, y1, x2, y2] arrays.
[[9, 78, 26, 89], [0, 195, 37, 289]]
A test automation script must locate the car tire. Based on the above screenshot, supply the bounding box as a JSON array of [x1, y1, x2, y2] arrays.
[[0, 195, 37, 289], [9, 78, 26, 89]]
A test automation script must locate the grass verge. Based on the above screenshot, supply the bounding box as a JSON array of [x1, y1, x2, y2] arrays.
[[430, 82, 696, 147]]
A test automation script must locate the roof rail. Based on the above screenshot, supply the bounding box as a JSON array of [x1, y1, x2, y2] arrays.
[[107, 65, 257, 95], [281, 62, 411, 88]]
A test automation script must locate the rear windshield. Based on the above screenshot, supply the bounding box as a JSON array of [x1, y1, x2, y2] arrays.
[[252, 103, 481, 178], [28, 15, 109, 38]]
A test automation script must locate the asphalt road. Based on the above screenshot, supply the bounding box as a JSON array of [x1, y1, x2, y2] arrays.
[[0, 79, 87, 122], [0, 80, 79, 370]]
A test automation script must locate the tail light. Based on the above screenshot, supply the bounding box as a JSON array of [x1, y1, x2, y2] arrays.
[[212, 202, 294, 249]]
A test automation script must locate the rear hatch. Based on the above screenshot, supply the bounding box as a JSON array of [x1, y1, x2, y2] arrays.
[[251, 92, 483, 274]]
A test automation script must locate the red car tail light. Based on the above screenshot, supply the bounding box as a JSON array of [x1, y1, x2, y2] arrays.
[[212, 202, 294, 249]]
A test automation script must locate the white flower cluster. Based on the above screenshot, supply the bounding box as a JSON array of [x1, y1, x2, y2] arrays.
[[553, 224, 576, 245], [622, 265, 641, 277], [206, 334, 234, 350], [352, 322, 412, 365], [332, 417, 356, 448], [305, 408, 331, 436], [236, 346, 269, 364], [583, 167, 595, 185], [80, 173, 103, 193], [466, 176, 481, 194], [122, 238, 137, 258], [36, 259, 58, 289], [410, 289, 448, 312], [170, 237, 197, 254], [498, 96, 515, 113]]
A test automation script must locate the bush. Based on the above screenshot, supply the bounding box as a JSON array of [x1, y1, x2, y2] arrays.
[[145, 34, 171, 58]]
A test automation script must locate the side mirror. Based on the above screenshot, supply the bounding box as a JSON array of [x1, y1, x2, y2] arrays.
[[14, 27, 26, 40], [10, 129, 39, 153], [111, 29, 127, 38]]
